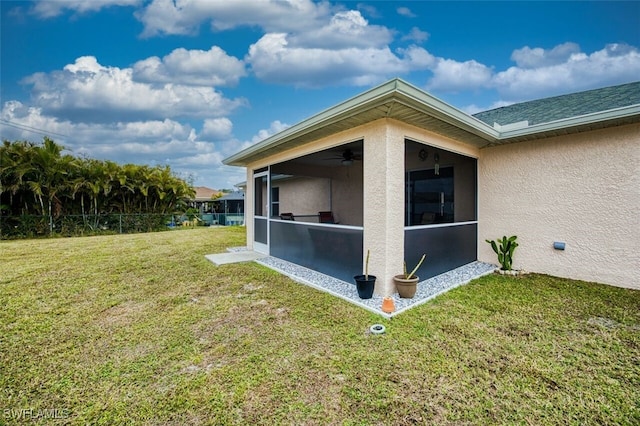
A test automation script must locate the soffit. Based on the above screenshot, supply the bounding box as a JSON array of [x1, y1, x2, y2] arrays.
[[226, 96, 494, 166], [224, 79, 640, 167]]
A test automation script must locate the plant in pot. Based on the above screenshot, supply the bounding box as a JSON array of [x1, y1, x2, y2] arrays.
[[354, 249, 376, 299], [393, 254, 426, 298], [485, 235, 519, 274]]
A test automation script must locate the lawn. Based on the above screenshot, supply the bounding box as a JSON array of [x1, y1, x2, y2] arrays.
[[1, 227, 638, 425]]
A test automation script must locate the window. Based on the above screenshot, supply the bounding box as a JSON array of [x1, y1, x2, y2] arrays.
[[406, 167, 454, 226], [254, 174, 267, 217], [271, 187, 280, 217]]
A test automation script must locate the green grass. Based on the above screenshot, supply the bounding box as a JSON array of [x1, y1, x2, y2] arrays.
[[1, 227, 639, 425]]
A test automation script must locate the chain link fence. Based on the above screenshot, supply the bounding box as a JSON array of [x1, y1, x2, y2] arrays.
[[1, 214, 176, 239], [1, 213, 246, 239]]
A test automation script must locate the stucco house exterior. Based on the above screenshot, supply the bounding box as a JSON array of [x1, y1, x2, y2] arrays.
[[224, 79, 640, 294]]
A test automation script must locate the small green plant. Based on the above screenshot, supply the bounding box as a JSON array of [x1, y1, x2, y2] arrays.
[[485, 235, 518, 270]]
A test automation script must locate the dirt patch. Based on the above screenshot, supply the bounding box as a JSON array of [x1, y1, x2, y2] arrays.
[[587, 316, 620, 329], [95, 300, 150, 328]]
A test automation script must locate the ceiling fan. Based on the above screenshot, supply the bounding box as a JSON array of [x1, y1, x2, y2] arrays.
[[325, 149, 362, 166]]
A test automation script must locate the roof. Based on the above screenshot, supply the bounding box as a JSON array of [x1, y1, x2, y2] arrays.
[[193, 186, 221, 201], [217, 191, 245, 201], [473, 82, 640, 127], [224, 79, 640, 167]]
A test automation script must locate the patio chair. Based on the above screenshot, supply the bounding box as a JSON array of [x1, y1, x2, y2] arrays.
[[280, 213, 295, 221], [318, 211, 337, 224]]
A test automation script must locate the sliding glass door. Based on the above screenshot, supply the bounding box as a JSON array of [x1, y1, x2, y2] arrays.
[[406, 167, 454, 226]]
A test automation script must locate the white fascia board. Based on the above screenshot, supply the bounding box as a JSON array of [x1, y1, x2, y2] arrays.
[[392, 80, 500, 140]]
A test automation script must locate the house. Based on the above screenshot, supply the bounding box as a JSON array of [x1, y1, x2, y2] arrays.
[[214, 190, 245, 226], [223, 79, 640, 294], [190, 186, 221, 213], [187, 186, 220, 225], [187, 187, 246, 226]]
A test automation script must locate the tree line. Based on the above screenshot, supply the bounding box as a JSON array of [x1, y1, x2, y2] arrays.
[[0, 138, 195, 219]]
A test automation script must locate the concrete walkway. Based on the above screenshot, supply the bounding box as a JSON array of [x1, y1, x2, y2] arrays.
[[204, 251, 267, 265]]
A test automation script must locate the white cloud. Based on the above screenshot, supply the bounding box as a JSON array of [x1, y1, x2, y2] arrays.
[[247, 33, 432, 87], [250, 120, 290, 145], [201, 118, 233, 140], [290, 10, 393, 49], [132, 46, 246, 87], [136, 1, 390, 50], [397, 45, 436, 68], [30, 0, 142, 18], [427, 58, 494, 92], [402, 27, 429, 43], [356, 4, 380, 19], [0, 102, 293, 190], [1, 101, 73, 141], [494, 43, 640, 100], [1, 100, 195, 158], [510, 42, 581, 69], [22, 56, 246, 123], [136, 0, 332, 37], [0, 99, 242, 188], [397, 7, 416, 18], [462, 100, 514, 115], [423, 42, 640, 104]]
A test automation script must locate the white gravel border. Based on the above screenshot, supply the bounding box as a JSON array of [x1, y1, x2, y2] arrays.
[[229, 247, 496, 317]]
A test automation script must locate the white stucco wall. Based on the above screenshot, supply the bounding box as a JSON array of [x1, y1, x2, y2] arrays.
[[274, 177, 331, 217], [330, 163, 364, 226], [479, 123, 640, 289], [363, 121, 405, 296]]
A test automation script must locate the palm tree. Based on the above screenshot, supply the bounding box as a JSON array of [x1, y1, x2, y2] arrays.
[[1, 140, 37, 215], [2, 138, 196, 236]]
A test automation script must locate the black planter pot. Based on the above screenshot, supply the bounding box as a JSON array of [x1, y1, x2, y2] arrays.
[[354, 275, 376, 299]]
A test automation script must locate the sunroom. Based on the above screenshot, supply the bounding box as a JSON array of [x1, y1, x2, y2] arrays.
[[225, 79, 494, 296]]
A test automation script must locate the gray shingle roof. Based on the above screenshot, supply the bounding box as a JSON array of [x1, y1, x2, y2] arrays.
[[473, 81, 640, 127]]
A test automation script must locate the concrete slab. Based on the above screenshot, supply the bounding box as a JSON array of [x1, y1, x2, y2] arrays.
[[205, 251, 267, 266]]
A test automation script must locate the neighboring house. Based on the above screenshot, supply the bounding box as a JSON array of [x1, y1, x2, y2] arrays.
[[224, 79, 640, 294], [214, 190, 245, 226], [190, 186, 221, 213], [187, 187, 246, 226]]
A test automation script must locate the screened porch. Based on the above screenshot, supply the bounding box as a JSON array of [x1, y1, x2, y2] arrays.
[[252, 138, 478, 284]]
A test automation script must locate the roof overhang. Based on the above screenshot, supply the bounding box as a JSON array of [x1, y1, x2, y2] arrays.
[[489, 104, 640, 145], [224, 79, 640, 167]]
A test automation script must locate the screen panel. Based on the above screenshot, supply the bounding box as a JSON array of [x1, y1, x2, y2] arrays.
[[404, 223, 477, 279], [270, 221, 363, 283]]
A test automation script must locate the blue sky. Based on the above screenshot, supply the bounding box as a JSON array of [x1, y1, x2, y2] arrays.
[[1, 1, 639, 189]]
